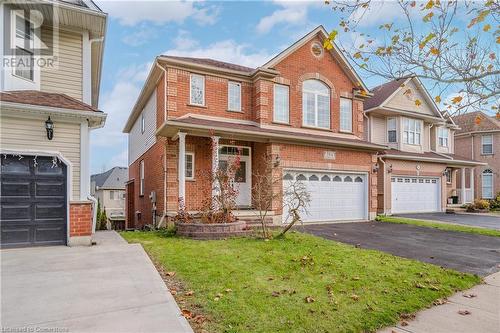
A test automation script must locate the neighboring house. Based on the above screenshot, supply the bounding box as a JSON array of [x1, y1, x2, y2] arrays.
[[91, 167, 128, 228], [364, 76, 482, 214], [123, 26, 385, 229], [453, 111, 500, 200], [0, 1, 107, 247]]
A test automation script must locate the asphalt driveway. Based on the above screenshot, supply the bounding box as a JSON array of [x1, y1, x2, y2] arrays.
[[397, 212, 500, 230], [303, 222, 500, 276], [1, 231, 193, 333]]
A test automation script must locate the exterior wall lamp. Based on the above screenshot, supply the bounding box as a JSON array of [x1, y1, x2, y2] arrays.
[[45, 116, 54, 140]]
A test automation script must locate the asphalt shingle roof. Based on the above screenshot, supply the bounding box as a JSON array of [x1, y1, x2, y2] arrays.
[[91, 167, 128, 189], [0, 90, 99, 112], [365, 78, 410, 110], [452, 111, 500, 135], [161, 55, 255, 73]]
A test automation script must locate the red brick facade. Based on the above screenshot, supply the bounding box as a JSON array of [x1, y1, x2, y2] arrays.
[[126, 31, 379, 228], [69, 202, 93, 237]]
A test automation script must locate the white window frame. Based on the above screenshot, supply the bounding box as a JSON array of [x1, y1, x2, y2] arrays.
[[438, 127, 449, 147], [482, 135, 493, 155], [11, 11, 35, 81], [387, 117, 397, 143], [185, 152, 195, 181], [445, 168, 452, 184], [273, 84, 289, 124], [139, 160, 145, 196], [302, 80, 330, 129], [340, 98, 353, 132], [140, 114, 145, 134], [110, 190, 115, 200], [189, 74, 205, 106], [482, 169, 494, 199], [403, 118, 422, 145], [227, 81, 241, 112]]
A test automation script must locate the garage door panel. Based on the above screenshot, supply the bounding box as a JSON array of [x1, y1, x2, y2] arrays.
[[391, 177, 440, 214], [1, 181, 30, 198], [35, 181, 65, 197], [1, 227, 31, 247], [1, 204, 31, 220], [34, 226, 66, 244]]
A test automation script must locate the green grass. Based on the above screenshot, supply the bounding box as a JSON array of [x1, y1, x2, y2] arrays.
[[121, 231, 480, 333], [378, 215, 500, 238]]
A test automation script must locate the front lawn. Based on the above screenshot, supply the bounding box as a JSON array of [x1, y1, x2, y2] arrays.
[[122, 231, 479, 333], [378, 215, 500, 238]]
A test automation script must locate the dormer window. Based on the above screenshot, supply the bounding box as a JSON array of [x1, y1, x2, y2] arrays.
[[403, 118, 422, 145], [387, 117, 397, 143], [13, 12, 34, 81], [302, 80, 330, 129], [438, 127, 449, 147]]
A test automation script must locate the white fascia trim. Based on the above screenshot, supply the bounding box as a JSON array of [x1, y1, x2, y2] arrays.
[[82, 30, 92, 104], [0, 101, 106, 127], [378, 106, 446, 123], [455, 129, 500, 137], [378, 77, 412, 109], [80, 121, 90, 200], [412, 76, 445, 120], [382, 154, 486, 166]]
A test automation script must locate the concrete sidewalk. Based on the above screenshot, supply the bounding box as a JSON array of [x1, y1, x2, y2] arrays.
[[380, 272, 500, 333], [1, 231, 193, 333]]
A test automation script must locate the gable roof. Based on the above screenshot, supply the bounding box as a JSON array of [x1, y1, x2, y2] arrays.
[[0, 90, 100, 112], [453, 111, 500, 135], [91, 167, 128, 189]]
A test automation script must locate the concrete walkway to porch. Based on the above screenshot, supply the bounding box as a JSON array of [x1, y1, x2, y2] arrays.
[[379, 272, 500, 333], [1, 231, 193, 333]]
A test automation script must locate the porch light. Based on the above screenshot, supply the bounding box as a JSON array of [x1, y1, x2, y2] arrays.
[[45, 116, 54, 140]]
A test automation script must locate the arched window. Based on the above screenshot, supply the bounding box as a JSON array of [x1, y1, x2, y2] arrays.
[[344, 176, 353, 182], [283, 173, 293, 180], [354, 176, 363, 183], [482, 169, 494, 199], [309, 175, 319, 181], [302, 79, 330, 129], [333, 176, 342, 182], [321, 175, 331, 181], [296, 174, 307, 181]]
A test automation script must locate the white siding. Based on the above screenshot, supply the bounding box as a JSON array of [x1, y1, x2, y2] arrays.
[[385, 80, 435, 116], [371, 116, 386, 145], [128, 91, 157, 165], [0, 115, 81, 200]]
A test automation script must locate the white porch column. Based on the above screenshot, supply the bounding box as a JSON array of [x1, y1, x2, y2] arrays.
[[461, 167, 466, 204], [470, 168, 475, 201], [178, 132, 186, 207], [211, 136, 220, 202]]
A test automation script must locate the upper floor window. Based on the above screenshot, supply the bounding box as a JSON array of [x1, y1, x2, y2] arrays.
[[139, 160, 145, 196], [482, 135, 493, 155], [340, 98, 353, 132], [387, 117, 397, 143], [13, 13, 34, 81], [438, 127, 449, 147], [140, 114, 145, 134], [403, 118, 421, 145], [190, 74, 205, 106], [273, 84, 289, 123], [228, 81, 241, 112], [302, 80, 330, 129]]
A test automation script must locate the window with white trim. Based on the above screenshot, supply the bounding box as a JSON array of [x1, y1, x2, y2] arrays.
[[140, 114, 145, 134], [302, 80, 330, 129], [110, 191, 116, 200], [185, 153, 195, 180], [482, 135, 493, 155], [340, 98, 353, 132], [139, 160, 145, 196], [438, 127, 449, 147], [228, 81, 241, 111], [445, 168, 452, 184], [273, 84, 289, 123], [13, 13, 34, 81], [403, 118, 422, 145], [387, 117, 397, 143], [190, 74, 205, 106], [482, 169, 493, 199]]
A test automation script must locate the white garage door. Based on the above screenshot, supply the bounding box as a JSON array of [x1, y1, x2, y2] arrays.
[[391, 177, 441, 214], [282, 171, 368, 223]]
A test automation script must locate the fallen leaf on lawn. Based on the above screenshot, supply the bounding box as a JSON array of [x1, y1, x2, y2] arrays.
[[181, 309, 194, 319], [352, 276, 360, 281], [383, 289, 389, 294], [170, 290, 177, 295], [415, 283, 425, 289], [272, 291, 280, 297], [305, 296, 315, 303], [185, 290, 194, 296], [193, 315, 206, 324], [401, 321, 409, 326], [463, 293, 477, 298], [166, 271, 176, 277], [267, 277, 274, 281], [433, 298, 447, 305], [400, 313, 416, 320], [225, 288, 232, 293], [429, 285, 440, 291], [213, 297, 220, 301], [458, 310, 471, 315], [351, 294, 360, 301]]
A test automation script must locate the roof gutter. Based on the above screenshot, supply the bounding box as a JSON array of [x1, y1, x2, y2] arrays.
[[382, 153, 486, 166]]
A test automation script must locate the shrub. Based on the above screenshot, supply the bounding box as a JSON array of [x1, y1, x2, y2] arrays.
[[465, 203, 476, 212], [473, 199, 490, 210]]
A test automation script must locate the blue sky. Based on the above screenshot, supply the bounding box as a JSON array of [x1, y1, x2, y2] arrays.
[[88, 0, 468, 174]]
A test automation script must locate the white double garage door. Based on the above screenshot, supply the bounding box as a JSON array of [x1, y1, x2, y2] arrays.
[[282, 170, 368, 223], [391, 176, 441, 214]]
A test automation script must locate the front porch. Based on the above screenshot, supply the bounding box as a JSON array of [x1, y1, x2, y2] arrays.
[[448, 167, 475, 206]]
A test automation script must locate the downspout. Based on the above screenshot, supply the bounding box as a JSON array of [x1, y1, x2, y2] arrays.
[[155, 60, 168, 226], [377, 155, 386, 215], [88, 195, 98, 237]]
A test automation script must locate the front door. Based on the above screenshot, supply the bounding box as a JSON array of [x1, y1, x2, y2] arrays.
[[219, 146, 251, 207]]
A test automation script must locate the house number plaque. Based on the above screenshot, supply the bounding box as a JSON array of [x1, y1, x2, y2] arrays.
[[324, 151, 336, 160]]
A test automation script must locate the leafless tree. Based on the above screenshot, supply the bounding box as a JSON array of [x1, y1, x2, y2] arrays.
[[278, 180, 311, 237], [325, 0, 499, 115]]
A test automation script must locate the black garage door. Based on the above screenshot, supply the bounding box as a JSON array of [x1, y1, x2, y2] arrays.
[[1, 155, 67, 248]]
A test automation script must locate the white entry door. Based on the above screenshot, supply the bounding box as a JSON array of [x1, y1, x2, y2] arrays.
[[391, 177, 441, 214], [219, 146, 251, 207], [282, 171, 368, 223]]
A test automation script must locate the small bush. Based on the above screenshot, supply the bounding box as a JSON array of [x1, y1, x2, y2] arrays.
[[465, 203, 476, 212], [473, 199, 490, 210], [157, 225, 177, 237]]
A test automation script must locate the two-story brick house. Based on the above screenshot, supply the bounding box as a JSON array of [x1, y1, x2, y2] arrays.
[[0, 0, 107, 247], [453, 111, 500, 200], [365, 76, 482, 214], [123, 26, 386, 228]]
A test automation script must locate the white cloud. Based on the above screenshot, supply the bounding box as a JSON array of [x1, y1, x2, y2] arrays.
[[121, 26, 157, 47], [96, 0, 219, 26], [349, 1, 407, 27], [165, 31, 275, 68], [256, 1, 321, 34], [109, 149, 128, 167]]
